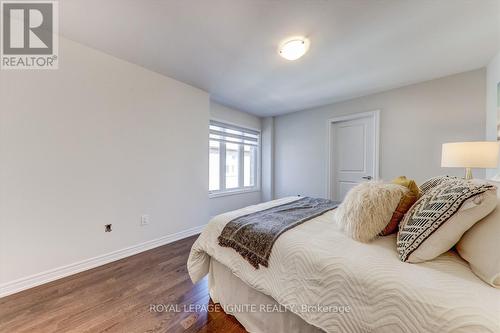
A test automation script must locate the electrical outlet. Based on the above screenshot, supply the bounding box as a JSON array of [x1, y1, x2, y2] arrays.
[[105, 224, 112, 232], [141, 215, 150, 226]]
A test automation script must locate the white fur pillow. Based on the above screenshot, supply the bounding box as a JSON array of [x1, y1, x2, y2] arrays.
[[335, 182, 408, 242]]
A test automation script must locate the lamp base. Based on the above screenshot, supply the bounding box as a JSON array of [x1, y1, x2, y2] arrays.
[[465, 167, 473, 180]]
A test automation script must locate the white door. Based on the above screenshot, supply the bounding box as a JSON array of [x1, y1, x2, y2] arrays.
[[330, 113, 378, 201]]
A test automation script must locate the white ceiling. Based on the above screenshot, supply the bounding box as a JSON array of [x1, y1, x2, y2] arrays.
[[60, 0, 500, 117]]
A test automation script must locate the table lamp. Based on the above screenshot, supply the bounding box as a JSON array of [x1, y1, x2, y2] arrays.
[[441, 142, 500, 180]]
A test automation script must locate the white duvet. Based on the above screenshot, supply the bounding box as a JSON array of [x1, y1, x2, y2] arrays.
[[188, 197, 500, 333]]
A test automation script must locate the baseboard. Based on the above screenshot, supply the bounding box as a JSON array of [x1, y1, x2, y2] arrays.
[[0, 224, 205, 298]]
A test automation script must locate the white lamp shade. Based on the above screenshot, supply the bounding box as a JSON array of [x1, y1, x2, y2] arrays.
[[441, 142, 500, 168]]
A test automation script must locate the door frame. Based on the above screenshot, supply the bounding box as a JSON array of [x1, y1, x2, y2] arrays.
[[326, 110, 380, 200]]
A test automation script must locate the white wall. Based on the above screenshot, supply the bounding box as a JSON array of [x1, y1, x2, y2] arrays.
[[261, 117, 275, 202], [210, 101, 261, 130], [486, 51, 500, 179], [274, 69, 487, 198], [0, 38, 210, 289], [209, 101, 262, 217]]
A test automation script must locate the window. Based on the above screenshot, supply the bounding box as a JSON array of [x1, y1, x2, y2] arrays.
[[209, 120, 260, 196]]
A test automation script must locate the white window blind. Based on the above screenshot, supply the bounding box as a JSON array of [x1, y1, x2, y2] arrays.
[[209, 121, 260, 146]]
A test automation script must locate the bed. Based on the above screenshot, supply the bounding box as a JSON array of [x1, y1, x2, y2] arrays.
[[188, 197, 500, 333]]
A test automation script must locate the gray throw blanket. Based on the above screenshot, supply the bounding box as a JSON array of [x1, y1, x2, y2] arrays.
[[218, 197, 339, 269]]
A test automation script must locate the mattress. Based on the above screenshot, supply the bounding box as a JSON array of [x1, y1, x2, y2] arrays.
[[209, 258, 323, 333], [188, 197, 500, 333]]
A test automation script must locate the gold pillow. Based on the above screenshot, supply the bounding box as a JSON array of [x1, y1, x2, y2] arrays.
[[380, 176, 420, 236], [392, 176, 420, 197]]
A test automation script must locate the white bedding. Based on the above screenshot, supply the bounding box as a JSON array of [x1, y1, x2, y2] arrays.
[[188, 197, 500, 333]]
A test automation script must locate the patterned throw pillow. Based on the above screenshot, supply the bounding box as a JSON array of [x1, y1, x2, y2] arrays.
[[419, 175, 456, 195], [397, 178, 497, 263]]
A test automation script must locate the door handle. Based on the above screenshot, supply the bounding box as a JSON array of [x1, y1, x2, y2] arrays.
[[362, 176, 373, 180]]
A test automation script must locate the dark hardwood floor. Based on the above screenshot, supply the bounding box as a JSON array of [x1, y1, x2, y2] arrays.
[[0, 235, 247, 333]]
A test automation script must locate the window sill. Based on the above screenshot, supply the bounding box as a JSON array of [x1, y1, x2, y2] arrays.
[[209, 188, 261, 199]]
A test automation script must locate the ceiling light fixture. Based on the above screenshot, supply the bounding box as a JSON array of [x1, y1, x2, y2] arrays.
[[278, 37, 310, 61]]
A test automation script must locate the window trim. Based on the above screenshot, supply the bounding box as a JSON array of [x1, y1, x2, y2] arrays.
[[209, 120, 261, 198], [209, 187, 261, 199]]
